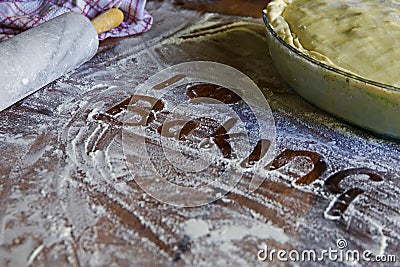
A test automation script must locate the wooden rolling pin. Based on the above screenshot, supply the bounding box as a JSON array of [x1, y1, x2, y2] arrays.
[[0, 9, 124, 111]]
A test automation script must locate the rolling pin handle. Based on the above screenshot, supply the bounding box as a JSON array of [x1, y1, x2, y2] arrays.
[[91, 8, 124, 34]]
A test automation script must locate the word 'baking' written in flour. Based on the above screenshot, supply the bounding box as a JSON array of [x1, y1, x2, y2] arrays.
[[91, 84, 386, 220]]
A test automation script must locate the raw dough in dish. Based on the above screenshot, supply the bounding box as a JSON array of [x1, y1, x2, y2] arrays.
[[266, 0, 400, 87]]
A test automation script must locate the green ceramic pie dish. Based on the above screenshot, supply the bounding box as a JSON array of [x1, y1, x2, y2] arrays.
[[262, 7, 400, 139]]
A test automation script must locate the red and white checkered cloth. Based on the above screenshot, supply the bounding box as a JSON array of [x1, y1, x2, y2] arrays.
[[0, 0, 152, 41]]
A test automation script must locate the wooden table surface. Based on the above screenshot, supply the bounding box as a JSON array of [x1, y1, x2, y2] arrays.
[[1, 1, 399, 266]]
